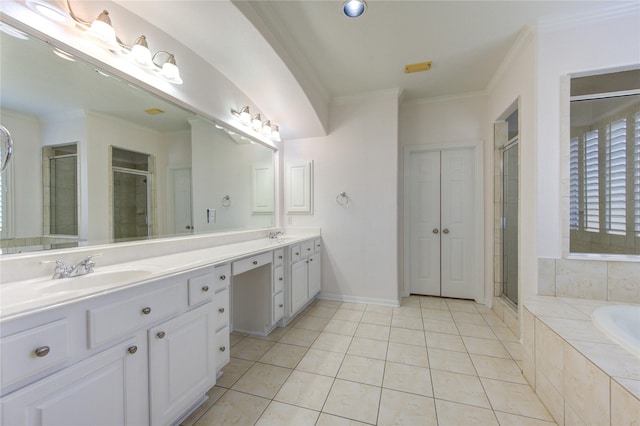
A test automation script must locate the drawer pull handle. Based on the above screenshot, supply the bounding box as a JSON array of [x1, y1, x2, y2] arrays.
[[218, 308, 225, 313], [142, 307, 152, 315], [279, 304, 284, 308], [252, 260, 258, 265], [219, 346, 226, 352], [220, 275, 226, 281], [202, 286, 210, 292], [128, 346, 138, 355], [34, 346, 50, 357], [157, 331, 166, 339]]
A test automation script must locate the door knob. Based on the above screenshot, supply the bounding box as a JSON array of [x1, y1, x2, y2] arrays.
[[443, 229, 450, 234], [432, 228, 439, 234]]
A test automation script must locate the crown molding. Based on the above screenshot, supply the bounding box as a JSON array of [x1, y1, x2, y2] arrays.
[[331, 88, 403, 105], [486, 25, 535, 95], [402, 90, 487, 106], [537, 2, 640, 33]]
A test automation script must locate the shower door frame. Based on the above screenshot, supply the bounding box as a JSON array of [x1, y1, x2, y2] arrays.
[[112, 167, 152, 241], [501, 138, 519, 309]]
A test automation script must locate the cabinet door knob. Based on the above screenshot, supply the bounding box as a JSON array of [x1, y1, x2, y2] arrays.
[[278, 255, 283, 259], [309, 258, 313, 262], [432, 228, 439, 234], [34, 346, 50, 357], [307, 248, 311, 251], [218, 307, 225, 313], [142, 307, 151, 315], [279, 277, 283, 281], [128, 346, 138, 354], [202, 286, 209, 292], [443, 228, 450, 234], [295, 252, 299, 256], [253, 260, 258, 265], [219, 346, 226, 352], [279, 304, 284, 308], [157, 331, 166, 339], [220, 275, 226, 281]]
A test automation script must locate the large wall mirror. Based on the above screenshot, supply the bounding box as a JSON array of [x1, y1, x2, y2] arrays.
[[0, 27, 275, 254], [569, 69, 640, 255]]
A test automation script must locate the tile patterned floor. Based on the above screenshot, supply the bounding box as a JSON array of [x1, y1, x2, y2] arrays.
[[183, 296, 556, 426]]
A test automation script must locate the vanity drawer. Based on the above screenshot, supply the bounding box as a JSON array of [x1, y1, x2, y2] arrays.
[[214, 264, 230, 293], [273, 292, 284, 324], [214, 289, 229, 331], [214, 326, 230, 371], [301, 240, 314, 256], [232, 252, 272, 276], [1, 319, 70, 389], [290, 245, 301, 263], [273, 265, 284, 294], [314, 238, 322, 253], [273, 248, 284, 267], [88, 282, 186, 348], [188, 273, 215, 306]]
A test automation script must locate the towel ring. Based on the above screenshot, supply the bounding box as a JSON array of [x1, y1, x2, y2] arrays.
[[336, 191, 350, 207], [221, 195, 231, 207]]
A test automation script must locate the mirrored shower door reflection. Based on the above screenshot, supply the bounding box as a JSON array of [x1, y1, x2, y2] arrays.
[[502, 141, 519, 306], [113, 169, 150, 242]]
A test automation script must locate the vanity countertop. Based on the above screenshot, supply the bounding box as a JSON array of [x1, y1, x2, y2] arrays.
[[0, 232, 320, 322]]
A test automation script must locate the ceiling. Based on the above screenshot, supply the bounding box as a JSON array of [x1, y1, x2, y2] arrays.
[[4, 0, 632, 140], [118, 0, 628, 138], [238, 0, 626, 101]]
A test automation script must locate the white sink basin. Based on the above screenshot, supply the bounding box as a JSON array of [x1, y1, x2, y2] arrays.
[[38, 269, 154, 295]]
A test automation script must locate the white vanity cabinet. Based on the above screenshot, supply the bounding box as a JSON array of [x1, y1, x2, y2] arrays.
[[212, 264, 231, 371], [2, 337, 145, 426], [272, 248, 285, 324], [290, 239, 322, 315], [0, 265, 228, 426], [148, 302, 216, 425]]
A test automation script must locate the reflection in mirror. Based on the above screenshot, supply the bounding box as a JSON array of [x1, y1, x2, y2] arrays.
[[0, 25, 274, 254], [569, 69, 640, 254]]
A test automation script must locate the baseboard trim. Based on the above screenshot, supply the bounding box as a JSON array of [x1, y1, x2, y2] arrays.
[[318, 292, 400, 307]]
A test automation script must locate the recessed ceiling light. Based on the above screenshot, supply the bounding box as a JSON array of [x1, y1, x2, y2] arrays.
[[343, 0, 367, 18]]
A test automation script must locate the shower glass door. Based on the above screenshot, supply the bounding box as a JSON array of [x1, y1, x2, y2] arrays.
[[113, 170, 150, 242], [502, 141, 519, 306]]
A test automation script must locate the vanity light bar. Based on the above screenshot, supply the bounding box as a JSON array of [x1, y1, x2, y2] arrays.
[[231, 106, 282, 142], [27, 0, 184, 84]]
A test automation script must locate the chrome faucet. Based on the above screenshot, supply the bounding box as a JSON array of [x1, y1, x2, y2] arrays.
[[268, 231, 284, 239], [51, 260, 73, 279], [45, 254, 101, 279], [68, 255, 98, 277]]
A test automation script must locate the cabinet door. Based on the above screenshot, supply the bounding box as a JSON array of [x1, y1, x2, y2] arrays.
[[1, 338, 145, 426], [308, 253, 321, 298], [148, 303, 216, 426], [291, 260, 309, 314]]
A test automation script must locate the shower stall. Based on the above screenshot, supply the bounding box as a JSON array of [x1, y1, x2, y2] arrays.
[[112, 147, 152, 242]]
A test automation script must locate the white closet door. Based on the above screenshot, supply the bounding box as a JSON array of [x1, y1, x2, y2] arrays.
[[440, 149, 475, 299], [406, 147, 476, 300], [408, 151, 441, 296]]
